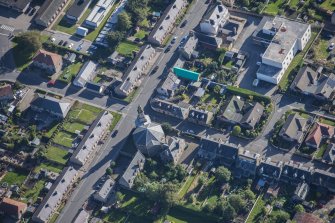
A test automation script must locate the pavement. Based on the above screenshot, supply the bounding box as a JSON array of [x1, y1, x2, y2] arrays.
[[56, 0, 210, 222]]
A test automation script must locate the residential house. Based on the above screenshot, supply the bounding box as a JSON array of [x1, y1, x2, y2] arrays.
[[84, 0, 115, 28], [253, 17, 311, 84], [323, 143, 335, 164], [150, 98, 190, 120], [0, 0, 30, 12], [179, 35, 198, 60], [115, 45, 156, 97], [312, 169, 335, 192], [70, 111, 113, 166], [200, 3, 229, 35], [35, 0, 69, 27], [305, 122, 334, 148], [160, 136, 186, 164], [86, 82, 105, 94], [235, 149, 261, 178], [30, 94, 71, 119], [148, 0, 187, 46], [198, 137, 238, 167], [66, 0, 92, 23], [217, 96, 264, 129], [0, 197, 27, 220], [73, 60, 97, 87], [32, 49, 63, 74], [73, 209, 89, 223], [279, 113, 308, 144], [93, 178, 115, 203], [196, 32, 223, 49], [281, 162, 314, 185], [32, 166, 78, 223], [290, 66, 335, 101], [187, 108, 213, 126], [0, 85, 14, 103], [119, 151, 145, 189], [258, 158, 283, 182], [156, 72, 181, 98], [293, 182, 309, 202], [292, 212, 323, 223]]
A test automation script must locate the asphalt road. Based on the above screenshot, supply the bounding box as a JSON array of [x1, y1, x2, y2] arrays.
[[56, 1, 210, 222]]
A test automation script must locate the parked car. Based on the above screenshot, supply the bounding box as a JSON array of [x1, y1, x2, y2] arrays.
[[68, 43, 74, 49], [29, 7, 36, 16], [180, 20, 187, 28], [171, 36, 177, 44], [50, 37, 56, 42], [151, 66, 159, 74], [165, 45, 172, 52], [63, 41, 68, 47], [329, 42, 335, 51], [58, 40, 64, 45], [111, 130, 118, 138]]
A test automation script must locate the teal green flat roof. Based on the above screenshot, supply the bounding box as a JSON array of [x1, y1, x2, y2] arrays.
[[173, 67, 200, 81]]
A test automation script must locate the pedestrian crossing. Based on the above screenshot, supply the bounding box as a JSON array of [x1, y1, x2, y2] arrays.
[[0, 25, 15, 32]]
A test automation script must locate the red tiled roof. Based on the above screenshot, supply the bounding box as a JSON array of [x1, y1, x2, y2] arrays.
[[33, 49, 62, 68], [306, 123, 334, 148], [293, 212, 323, 223], [0, 85, 13, 98], [0, 197, 27, 219]]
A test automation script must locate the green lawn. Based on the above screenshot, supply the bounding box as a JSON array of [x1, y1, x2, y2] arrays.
[[93, 75, 102, 83], [53, 132, 75, 148], [22, 180, 45, 203], [63, 122, 86, 134], [116, 41, 140, 57], [84, 2, 119, 41], [166, 207, 217, 223], [264, 0, 283, 15], [319, 117, 335, 127], [320, 0, 335, 11], [289, 0, 300, 7], [44, 123, 60, 139], [68, 103, 102, 124], [246, 195, 266, 223], [223, 60, 234, 68], [110, 112, 122, 131], [34, 162, 64, 174], [179, 175, 196, 198], [52, 0, 98, 35], [0, 171, 28, 186], [44, 146, 69, 165], [59, 62, 83, 83], [134, 30, 149, 39], [315, 143, 328, 159], [279, 32, 318, 90]]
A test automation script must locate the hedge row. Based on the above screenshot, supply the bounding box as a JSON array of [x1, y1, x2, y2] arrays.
[[226, 86, 271, 104]]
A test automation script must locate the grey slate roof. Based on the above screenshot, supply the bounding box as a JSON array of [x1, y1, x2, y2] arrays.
[[0, 0, 30, 11], [240, 102, 264, 129], [279, 113, 307, 142], [94, 178, 115, 202], [35, 0, 68, 27], [119, 151, 145, 188], [32, 166, 78, 223], [31, 94, 71, 118], [66, 0, 92, 19], [323, 143, 335, 163], [281, 162, 314, 184], [70, 111, 113, 165], [220, 96, 244, 122], [258, 158, 283, 179], [133, 122, 165, 152], [291, 66, 335, 100], [150, 98, 190, 120]]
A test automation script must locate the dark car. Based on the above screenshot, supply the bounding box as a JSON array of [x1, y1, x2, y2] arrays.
[[180, 20, 187, 28], [58, 40, 64, 45], [165, 45, 172, 53], [25, 6, 32, 14], [63, 41, 68, 46], [151, 66, 159, 74], [111, 130, 118, 138]]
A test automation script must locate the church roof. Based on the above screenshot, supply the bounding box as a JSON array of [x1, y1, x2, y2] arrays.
[[133, 123, 165, 150]]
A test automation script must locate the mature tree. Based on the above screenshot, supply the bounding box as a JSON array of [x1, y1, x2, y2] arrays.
[[126, 0, 149, 23], [267, 210, 290, 223], [215, 70, 227, 83], [145, 182, 161, 201], [162, 122, 173, 134], [115, 191, 123, 203], [215, 166, 231, 183], [106, 167, 113, 175], [228, 194, 246, 214], [117, 11, 132, 32], [16, 31, 42, 55], [232, 125, 241, 136], [221, 204, 236, 222], [294, 204, 305, 213], [161, 183, 179, 207], [198, 172, 208, 186], [213, 85, 221, 95], [242, 0, 250, 7], [243, 189, 256, 201], [203, 201, 216, 213], [107, 31, 125, 49]]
